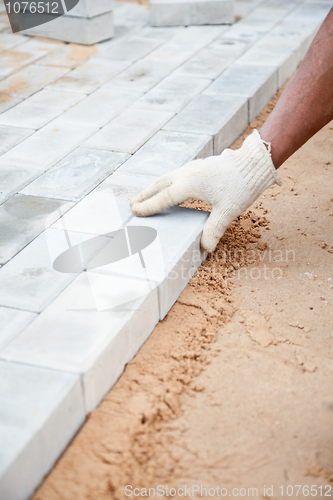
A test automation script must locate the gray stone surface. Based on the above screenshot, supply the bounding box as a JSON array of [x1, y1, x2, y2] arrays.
[[163, 93, 248, 154], [0, 125, 34, 154], [0, 274, 159, 413], [21, 148, 128, 202], [132, 74, 211, 112], [0, 228, 100, 312], [59, 87, 143, 127], [119, 130, 213, 178], [0, 33, 27, 50], [21, 11, 115, 45], [0, 307, 36, 351], [47, 59, 130, 94], [0, 64, 69, 98], [83, 107, 173, 154], [126, 207, 208, 319], [0, 165, 42, 205], [94, 35, 164, 62], [0, 118, 98, 171], [0, 360, 84, 500], [0, 94, 22, 114], [149, 0, 234, 27], [0, 89, 85, 130], [204, 63, 277, 121], [0, 194, 73, 264]]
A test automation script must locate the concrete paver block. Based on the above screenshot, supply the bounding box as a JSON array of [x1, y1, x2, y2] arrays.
[[0, 194, 73, 264], [59, 87, 143, 128], [1, 273, 159, 413], [0, 64, 69, 98], [119, 130, 213, 178], [163, 93, 248, 154], [174, 36, 248, 79], [0, 118, 98, 171], [0, 89, 85, 130], [204, 63, 278, 121], [83, 107, 173, 154], [126, 207, 208, 319], [0, 40, 51, 80], [47, 59, 130, 94], [94, 35, 165, 62], [0, 94, 22, 114], [104, 57, 179, 93], [21, 148, 128, 202], [0, 307, 36, 351], [0, 125, 34, 154], [149, 0, 234, 27], [0, 360, 84, 500], [0, 33, 27, 50], [0, 165, 42, 205], [132, 74, 211, 113], [21, 11, 114, 45], [0, 228, 102, 312]]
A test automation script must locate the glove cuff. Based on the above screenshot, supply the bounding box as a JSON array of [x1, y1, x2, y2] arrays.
[[235, 130, 282, 203]]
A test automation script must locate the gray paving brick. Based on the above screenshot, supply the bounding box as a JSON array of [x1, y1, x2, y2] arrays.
[[118, 130, 213, 178], [0, 125, 34, 154], [59, 87, 143, 127], [149, 0, 234, 27], [132, 74, 211, 113], [173, 38, 246, 79], [94, 35, 165, 62], [0, 41, 51, 80], [47, 59, 130, 95], [21, 148, 129, 202], [0, 273, 159, 412], [0, 307, 36, 351], [125, 207, 208, 319], [36, 44, 98, 69], [163, 93, 248, 154], [146, 25, 227, 67], [51, 178, 131, 235], [0, 64, 69, 98], [83, 107, 173, 154], [0, 194, 73, 264], [0, 228, 101, 312], [98, 170, 157, 223], [137, 25, 185, 40], [0, 118, 98, 171], [21, 11, 114, 45], [0, 33, 27, 50], [0, 360, 84, 500], [0, 89, 85, 130], [103, 57, 179, 93], [0, 94, 22, 114], [0, 165, 42, 205], [204, 63, 278, 121]]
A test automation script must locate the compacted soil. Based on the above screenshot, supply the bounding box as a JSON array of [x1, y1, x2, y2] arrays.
[[33, 88, 333, 500]]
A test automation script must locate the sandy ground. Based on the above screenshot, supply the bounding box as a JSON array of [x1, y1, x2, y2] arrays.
[[31, 85, 333, 500]]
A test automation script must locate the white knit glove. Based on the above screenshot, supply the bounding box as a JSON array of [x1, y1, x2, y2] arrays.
[[130, 130, 282, 253]]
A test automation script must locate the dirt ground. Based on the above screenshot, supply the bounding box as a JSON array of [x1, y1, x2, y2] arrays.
[[31, 82, 333, 500]]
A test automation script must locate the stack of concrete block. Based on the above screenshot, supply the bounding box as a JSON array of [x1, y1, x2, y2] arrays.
[[149, 0, 234, 27], [22, 0, 114, 45]]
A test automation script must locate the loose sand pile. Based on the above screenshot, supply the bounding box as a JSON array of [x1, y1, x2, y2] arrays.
[[32, 88, 333, 500]]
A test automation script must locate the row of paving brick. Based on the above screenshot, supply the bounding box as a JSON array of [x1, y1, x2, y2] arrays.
[[0, 1, 331, 499]]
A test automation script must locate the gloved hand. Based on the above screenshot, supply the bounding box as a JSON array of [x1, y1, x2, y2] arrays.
[[130, 130, 282, 253]]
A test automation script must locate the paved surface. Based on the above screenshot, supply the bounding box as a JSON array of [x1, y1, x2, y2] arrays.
[[0, 1, 331, 499]]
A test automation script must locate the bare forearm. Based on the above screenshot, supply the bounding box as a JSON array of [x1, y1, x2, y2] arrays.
[[260, 7, 333, 169]]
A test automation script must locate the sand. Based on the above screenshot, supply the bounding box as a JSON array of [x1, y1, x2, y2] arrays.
[[32, 88, 333, 500]]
